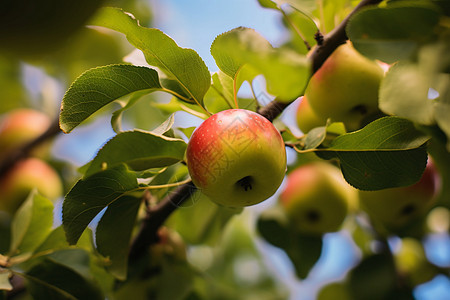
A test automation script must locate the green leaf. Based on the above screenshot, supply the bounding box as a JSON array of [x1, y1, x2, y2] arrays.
[[84, 130, 186, 177], [380, 39, 450, 150], [0, 270, 12, 291], [256, 206, 290, 249], [284, 7, 319, 54], [204, 71, 258, 113], [9, 190, 53, 255], [151, 113, 176, 136], [349, 253, 402, 300], [303, 126, 327, 150], [205, 72, 236, 111], [167, 192, 242, 245], [45, 249, 91, 279], [33, 226, 70, 254], [211, 27, 310, 102], [379, 63, 436, 125], [257, 0, 279, 9], [257, 0, 316, 13], [257, 206, 322, 279], [151, 96, 208, 119], [60, 64, 162, 133], [317, 281, 352, 300], [287, 234, 323, 279], [316, 117, 430, 190], [96, 196, 141, 280], [91, 7, 211, 106], [25, 258, 103, 300], [63, 165, 138, 245], [347, 3, 441, 63], [111, 92, 146, 134]]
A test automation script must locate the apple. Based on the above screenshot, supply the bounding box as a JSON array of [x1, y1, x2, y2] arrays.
[[296, 96, 327, 133], [279, 161, 358, 235], [186, 109, 286, 207], [395, 238, 438, 285], [0, 108, 52, 160], [305, 42, 384, 131], [359, 160, 439, 233], [0, 158, 63, 214]]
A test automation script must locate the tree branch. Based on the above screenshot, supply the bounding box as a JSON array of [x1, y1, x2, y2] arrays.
[[128, 181, 196, 262], [127, 0, 384, 262]]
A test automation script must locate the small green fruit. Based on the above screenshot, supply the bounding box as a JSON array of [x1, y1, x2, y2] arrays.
[[280, 161, 357, 235], [305, 42, 384, 131], [186, 109, 287, 207], [395, 238, 437, 285]]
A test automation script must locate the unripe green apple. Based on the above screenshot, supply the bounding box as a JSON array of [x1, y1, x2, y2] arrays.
[[186, 109, 286, 207], [0, 158, 63, 214], [0, 109, 51, 160], [359, 161, 438, 233], [296, 96, 327, 133], [279, 161, 357, 235], [305, 42, 384, 131], [395, 238, 438, 286]]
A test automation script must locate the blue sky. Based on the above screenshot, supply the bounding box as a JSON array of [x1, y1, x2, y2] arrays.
[[151, 0, 287, 72]]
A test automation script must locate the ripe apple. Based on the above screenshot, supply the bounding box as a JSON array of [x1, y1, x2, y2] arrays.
[[0, 108, 51, 160], [186, 109, 286, 207], [296, 96, 327, 133], [279, 161, 358, 235], [0, 158, 63, 214], [305, 42, 384, 131], [359, 160, 439, 233]]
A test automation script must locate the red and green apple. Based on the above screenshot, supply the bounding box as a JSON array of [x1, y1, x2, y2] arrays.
[[305, 42, 384, 131], [359, 160, 439, 232], [0, 158, 63, 214], [0, 108, 52, 159], [279, 161, 357, 235], [186, 109, 286, 207]]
